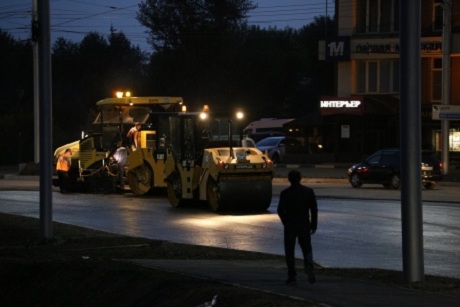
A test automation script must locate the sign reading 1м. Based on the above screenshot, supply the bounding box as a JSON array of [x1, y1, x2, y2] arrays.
[[432, 105, 460, 120]]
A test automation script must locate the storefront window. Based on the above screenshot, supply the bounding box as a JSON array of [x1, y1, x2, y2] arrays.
[[452, 132, 460, 152], [434, 129, 460, 152]]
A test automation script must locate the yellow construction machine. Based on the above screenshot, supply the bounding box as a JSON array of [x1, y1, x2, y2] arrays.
[[53, 95, 184, 193], [54, 97, 274, 212], [163, 109, 275, 212]]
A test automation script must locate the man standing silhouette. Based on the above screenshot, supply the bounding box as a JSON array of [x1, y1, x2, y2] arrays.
[[278, 170, 318, 285]]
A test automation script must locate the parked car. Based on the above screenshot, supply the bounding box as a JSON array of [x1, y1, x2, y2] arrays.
[[347, 148, 443, 189], [247, 131, 285, 143], [256, 136, 300, 163]]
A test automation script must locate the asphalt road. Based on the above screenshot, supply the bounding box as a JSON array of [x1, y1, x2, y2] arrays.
[[0, 175, 459, 279]]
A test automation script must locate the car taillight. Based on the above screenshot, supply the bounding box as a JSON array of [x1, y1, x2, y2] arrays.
[[439, 161, 443, 170]]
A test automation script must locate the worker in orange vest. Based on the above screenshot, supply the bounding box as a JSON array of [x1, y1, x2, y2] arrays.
[[56, 148, 72, 193]]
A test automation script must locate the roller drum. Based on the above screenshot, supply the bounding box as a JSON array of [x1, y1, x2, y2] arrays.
[[211, 176, 272, 212]]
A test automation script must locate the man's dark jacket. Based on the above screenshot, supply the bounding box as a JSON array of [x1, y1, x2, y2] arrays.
[[277, 183, 318, 231]]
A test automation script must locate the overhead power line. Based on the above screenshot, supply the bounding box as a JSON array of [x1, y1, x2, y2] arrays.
[[0, 0, 335, 51]]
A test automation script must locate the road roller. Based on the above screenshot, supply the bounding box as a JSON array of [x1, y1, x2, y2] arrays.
[[163, 109, 275, 212]]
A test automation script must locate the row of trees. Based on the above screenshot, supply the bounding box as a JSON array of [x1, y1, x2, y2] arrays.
[[0, 0, 335, 164]]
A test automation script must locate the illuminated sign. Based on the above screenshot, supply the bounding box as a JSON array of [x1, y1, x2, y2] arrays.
[[323, 37, 443, 62], [320, 100, 361, 108], [355, 41, 442, 54], [325, 36, 350, 61], [320, 96, 364, 116]]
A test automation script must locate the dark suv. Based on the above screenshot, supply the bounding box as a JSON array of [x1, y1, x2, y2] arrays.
[[347, 149, 443, 189]]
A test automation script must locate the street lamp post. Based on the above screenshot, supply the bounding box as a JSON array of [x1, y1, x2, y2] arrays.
[[228, 111, 245, 158], [442, 0, 452, 175]]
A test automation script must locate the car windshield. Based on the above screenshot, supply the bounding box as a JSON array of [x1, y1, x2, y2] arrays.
[[94, 106, 150, 124], [241, 138, 255, 147], [256, 138, 281, 147]]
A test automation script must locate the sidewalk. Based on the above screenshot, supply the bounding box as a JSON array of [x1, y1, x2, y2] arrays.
[[126, 259, 459, 307]]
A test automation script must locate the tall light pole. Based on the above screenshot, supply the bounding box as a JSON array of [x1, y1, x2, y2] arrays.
[[441, 0, 452, 175], [236, 111, 244, 141], [37, 0, 53, 239], [228, 111, 244, 158], [399, 0, 424, 283], [33, 0, 39, 163]]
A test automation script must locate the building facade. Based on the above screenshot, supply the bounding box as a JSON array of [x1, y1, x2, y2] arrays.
[[317, 0, 460, 162]]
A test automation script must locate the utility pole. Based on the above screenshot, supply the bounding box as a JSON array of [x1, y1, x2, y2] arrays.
[[325, 0, 328, 38], [33, 0, 39, 164], [441, 0, 452, 175], [37, 0, 54, 239], [399, 0, 424, 283]]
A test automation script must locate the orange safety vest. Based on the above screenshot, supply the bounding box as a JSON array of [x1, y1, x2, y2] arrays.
[[56, 154, 71, 172]]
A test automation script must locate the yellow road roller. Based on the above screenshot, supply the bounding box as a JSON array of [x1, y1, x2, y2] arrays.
[[163, 109, 274, 212]]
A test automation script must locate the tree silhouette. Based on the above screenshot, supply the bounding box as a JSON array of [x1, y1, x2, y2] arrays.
[[51, 30, 149, 149], [0, 30, 33, 164], [137, 0, 256, 51]]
